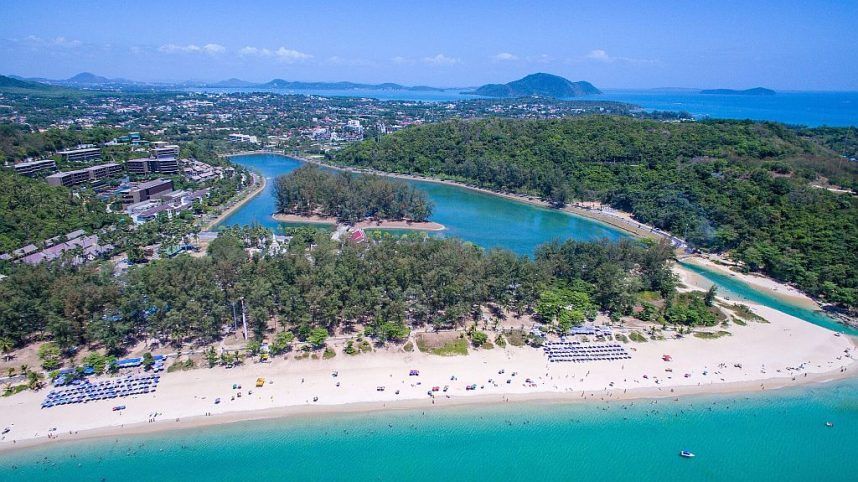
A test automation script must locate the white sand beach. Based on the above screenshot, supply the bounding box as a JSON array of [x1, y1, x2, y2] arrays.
[[1, 286, 853, 451]]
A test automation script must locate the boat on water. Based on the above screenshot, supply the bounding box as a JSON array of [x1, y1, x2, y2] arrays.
[[112, 405, 126, 411], [679, 450, 695, 458], [825, 421, 834, 427]]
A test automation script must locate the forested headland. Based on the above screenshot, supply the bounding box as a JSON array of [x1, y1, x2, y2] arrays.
[[334, 117, 858, 310], [274, 164, 432, 223]]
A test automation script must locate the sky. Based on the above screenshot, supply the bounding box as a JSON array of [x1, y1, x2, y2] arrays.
[[1, 0, 857, 90]]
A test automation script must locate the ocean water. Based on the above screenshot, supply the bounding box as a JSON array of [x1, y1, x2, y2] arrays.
[[3, 378, 857, 481], [195, 87, 858, 126], [582, 90, 858, 127]]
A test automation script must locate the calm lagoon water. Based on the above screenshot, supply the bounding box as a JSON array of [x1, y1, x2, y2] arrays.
[[221, 154, 847, 333], [3, 378, 857, 481]]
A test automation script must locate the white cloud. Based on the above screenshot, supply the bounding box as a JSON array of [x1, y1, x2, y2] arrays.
[[585, 49, 656, 65], [239, 46, 273, 57], [422, 53, 460, 66], [275, 47, 312, 62], [17, 35, 82, 49], [238, 45, 311, 62], [202, 43, 225, 54], [527, 53, 554, 64], [326, 56, 374, 67], [392, 56, 414, 65], [586, 49, 612, 62], [158, 43, 226, 55], [491, 52, 518, 62]]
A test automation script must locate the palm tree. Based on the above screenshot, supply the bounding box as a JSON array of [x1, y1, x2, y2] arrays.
[[0, 337, 13, 361], [27, 370, 44, 390]]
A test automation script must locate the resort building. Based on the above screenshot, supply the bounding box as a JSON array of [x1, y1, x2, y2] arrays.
[[127, 157, 180, 175], [13, 159, 57, 177], [228, 133, 259, 144], [45, 162, 122, 187], [121, 179, 174, 204], [150, 144, 180, 159], [58, 147, 101, 163]]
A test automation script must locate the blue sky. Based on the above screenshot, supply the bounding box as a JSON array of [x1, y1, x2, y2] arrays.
[[1, 0, 856, 90]]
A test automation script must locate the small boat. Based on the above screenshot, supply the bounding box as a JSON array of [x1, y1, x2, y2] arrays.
[[112, 405, 126, 411], [679, 450, 695, 458], [825, 421, 834, 427], [214, 398, 221, 404]]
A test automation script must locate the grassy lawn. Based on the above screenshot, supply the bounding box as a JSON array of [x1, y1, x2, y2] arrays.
[[693, 330, 732, 339], [430, 338, 469, 356], [629, 331, 648, 342]]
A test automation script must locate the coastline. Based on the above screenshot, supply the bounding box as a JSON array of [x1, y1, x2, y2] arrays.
[[678, 255, 822, 311], [17, 151, 840, 455], [2, 284, 853, 453], [2, 352, 853, 454], [203, 171, 266, 231], [272, 213, 446, 231]]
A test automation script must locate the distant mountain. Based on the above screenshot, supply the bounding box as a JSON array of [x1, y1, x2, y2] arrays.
[[208, 78, 259, 88], [0, 74, 53, 91], [65, 72, 114, 84], [259, 79, 443, 92], [465, 73, 601, 98], [700, 87, 776, 96]]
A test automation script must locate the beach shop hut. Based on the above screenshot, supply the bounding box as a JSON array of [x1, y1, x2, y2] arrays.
[[256, 377, 265, 387]]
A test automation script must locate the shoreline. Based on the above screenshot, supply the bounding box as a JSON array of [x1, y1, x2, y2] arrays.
[[272, 213, 446, 231], [266, 153, 839, 320], [678, 255, 822, 311], [2, 362, 854, 455], [203, 171, 266, 231]]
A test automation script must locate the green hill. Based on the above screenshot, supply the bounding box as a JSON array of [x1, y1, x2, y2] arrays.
[[0, 170, 117, 253], [335, 117, 858, 309], [467, 73, 601, 98], [0, 74, 53, 91]]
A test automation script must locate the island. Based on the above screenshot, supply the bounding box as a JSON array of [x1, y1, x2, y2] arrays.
[[464, 73, 601, 98], [700, 87, 776, 95], [273, 164, 443, 230]]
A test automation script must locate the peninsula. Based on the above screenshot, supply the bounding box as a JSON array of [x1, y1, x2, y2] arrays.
[[700, 87, 776, 95]]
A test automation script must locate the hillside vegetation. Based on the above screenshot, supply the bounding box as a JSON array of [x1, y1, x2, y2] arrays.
[[334, 116, 858, 308], [274, 164, 432, 223], [0, 171, 116, 252]]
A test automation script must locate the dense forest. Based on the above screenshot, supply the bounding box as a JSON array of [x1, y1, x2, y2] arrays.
[[334, 117, 858, 309], [274, 165, 432, 223], [0, 124, 126, 164], [0, 170, 118, 252], [0, 227, 688, 354]]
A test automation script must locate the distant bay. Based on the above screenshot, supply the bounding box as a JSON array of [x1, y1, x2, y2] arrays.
[[191, 87, 858, 126]]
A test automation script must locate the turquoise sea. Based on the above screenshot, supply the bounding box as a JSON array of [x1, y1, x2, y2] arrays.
[[3, 378, 857, 481]]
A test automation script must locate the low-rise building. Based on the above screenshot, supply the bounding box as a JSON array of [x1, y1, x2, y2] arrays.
[[150, 144, 180, 159], [228, 133, 259, 144], [121, 179, 174, 204], [13, 159, 57, 177], [45, 162, 122, 187], [58, 147, 101, 163], [127, 157, 179, 175]]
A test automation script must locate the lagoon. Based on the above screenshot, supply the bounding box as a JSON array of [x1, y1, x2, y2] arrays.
[[220, 154, 848, 333]]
